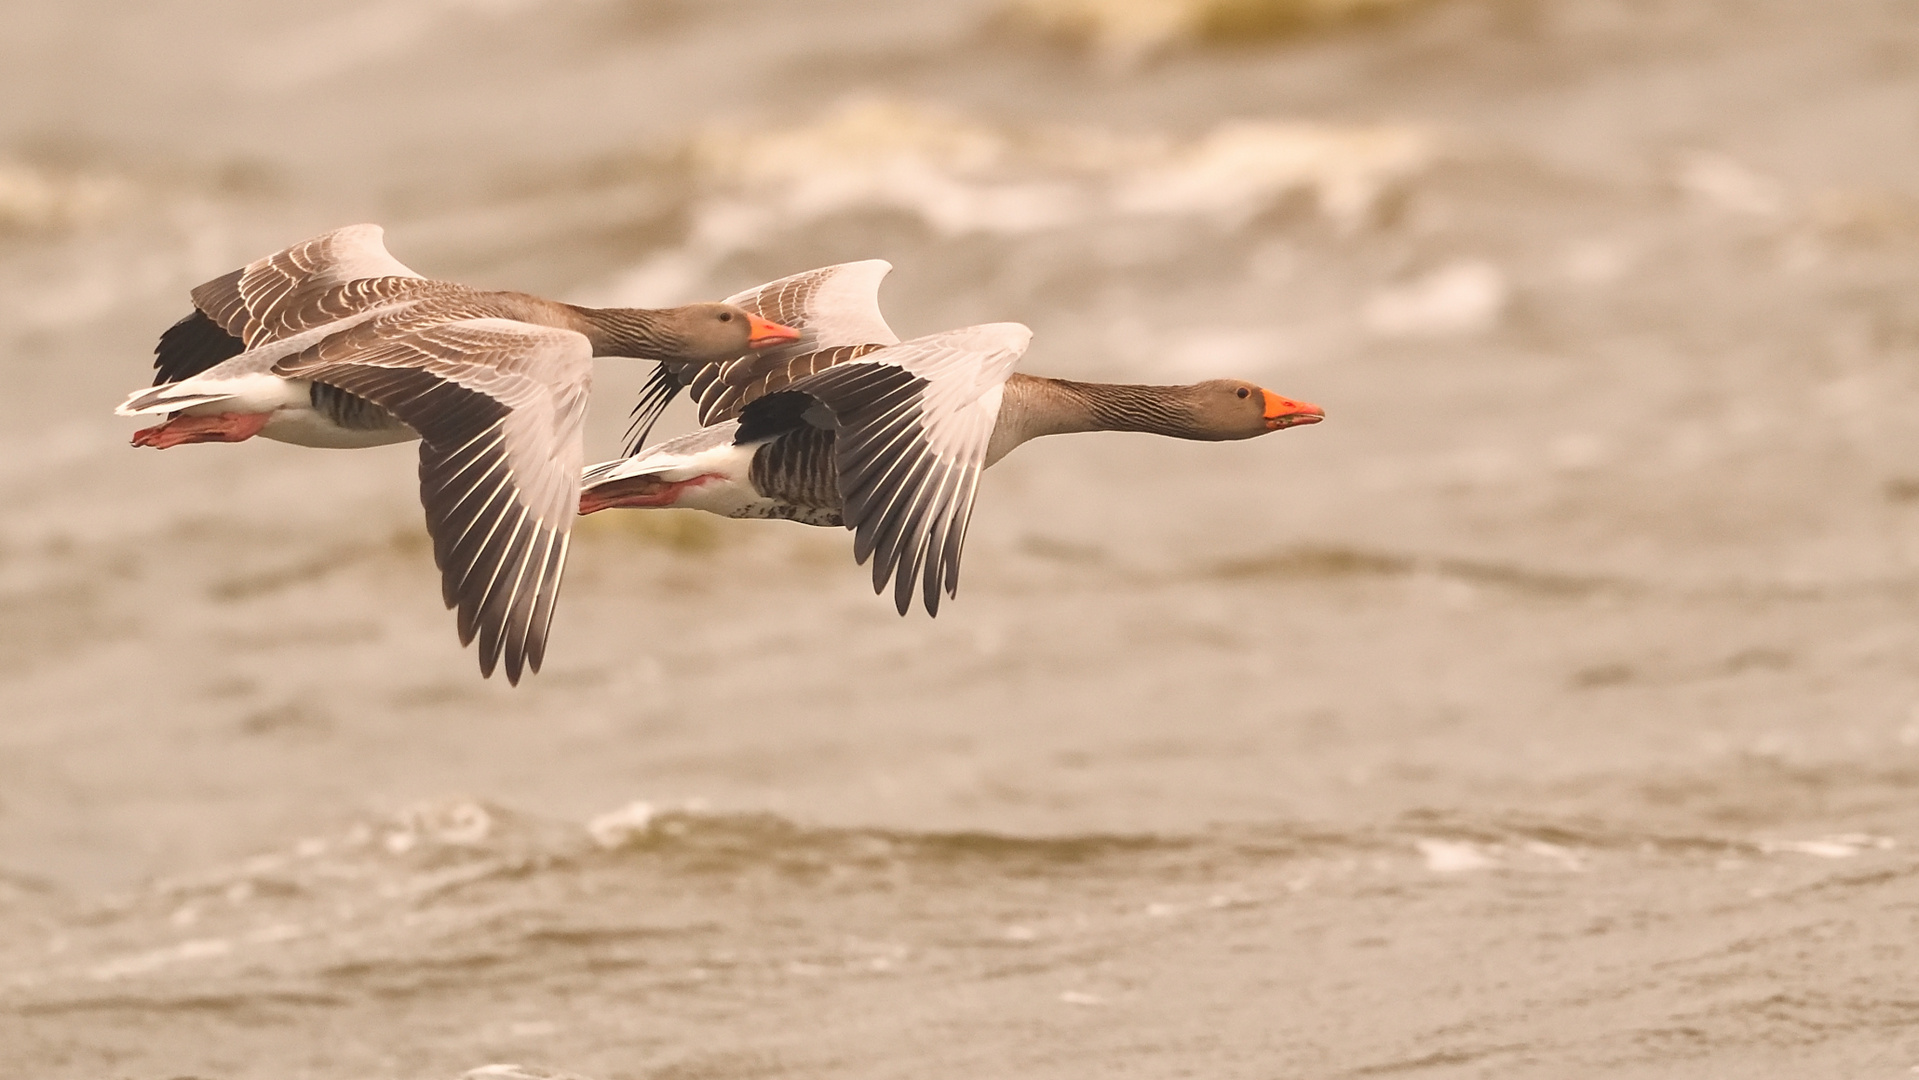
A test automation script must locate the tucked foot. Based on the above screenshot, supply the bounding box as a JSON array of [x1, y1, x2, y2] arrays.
[[131, 412, 272, 449], [579, 474, 713, 514]]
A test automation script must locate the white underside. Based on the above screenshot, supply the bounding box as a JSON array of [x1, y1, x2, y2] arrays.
[[115, 302, 426, 451], [582, 423, 778, 518], [127, 371, 417, 449], [259, 402, 418, 449]]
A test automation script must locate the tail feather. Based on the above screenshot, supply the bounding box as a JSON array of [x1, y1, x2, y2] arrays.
[[116, 384, 237, 416], [582, 454, 670, 487]]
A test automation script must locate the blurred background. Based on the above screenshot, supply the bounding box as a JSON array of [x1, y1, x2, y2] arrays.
[[3, 0, 1919, 1076]]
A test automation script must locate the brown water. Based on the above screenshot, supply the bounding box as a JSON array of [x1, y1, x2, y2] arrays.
[[3, 0, 1919, 1076]]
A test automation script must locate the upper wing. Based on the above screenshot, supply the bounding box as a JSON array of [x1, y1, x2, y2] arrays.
[[761, 322, 1031, 616], [154, 224, 440, 387], [722, 258, 898, 354], [275, 315, 593, 684], [626, 260, 898, 450]]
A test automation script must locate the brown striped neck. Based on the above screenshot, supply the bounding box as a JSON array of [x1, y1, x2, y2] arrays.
[[566, 305, 688, 358], [988, 374, 1226, 465]]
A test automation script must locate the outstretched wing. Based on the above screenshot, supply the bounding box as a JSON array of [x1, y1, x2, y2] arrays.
[[153, 224, 443, 387], [626, 260, 898, 451], [194, 223, 432, 347], [757, 323, 1030, 616], [722, 258, 898, 355], [275, 314, 592, 684]]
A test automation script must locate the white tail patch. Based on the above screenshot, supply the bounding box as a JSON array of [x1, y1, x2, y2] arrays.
[[116, 370, 306, 418], [115, 386, 237, 416]]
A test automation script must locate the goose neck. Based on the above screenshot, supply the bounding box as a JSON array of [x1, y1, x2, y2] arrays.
[[569, 305, 678, 358], [988, 375, 1205, 465]]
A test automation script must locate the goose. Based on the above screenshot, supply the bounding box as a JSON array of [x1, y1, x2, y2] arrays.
[[577, 261, 1323, 615], [115, 224, 801, 683]]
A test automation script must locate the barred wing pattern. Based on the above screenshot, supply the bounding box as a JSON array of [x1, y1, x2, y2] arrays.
[[722, 258, 898, 362], [193, 224, 429, 347], [155, 224, 440, 386], [275, 316, 593, 683], [626, 261, 899, 450], [775, 323, 1031, 616]]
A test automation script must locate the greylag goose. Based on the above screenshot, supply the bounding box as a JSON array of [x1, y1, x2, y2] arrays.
[[578, 261, 1324, 615], [115, 224, 800, 683]]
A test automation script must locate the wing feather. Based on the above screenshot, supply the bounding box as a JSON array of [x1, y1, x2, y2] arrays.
[[273, 315, 591, 683], [626, 261, 900, 452], [776, 323, 1030, 615], [191, 224, 436, 348], [150, 310, 247, 386]]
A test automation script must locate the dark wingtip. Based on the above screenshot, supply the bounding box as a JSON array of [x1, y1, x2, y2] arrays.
[[893, 555, 919, 616], [922, 568, 943, 617], [152, 309, 245, 387], [524, 622, 549, 677]]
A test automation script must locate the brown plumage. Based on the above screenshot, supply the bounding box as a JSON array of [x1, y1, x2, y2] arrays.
[[585, 260, 1322, 616], [118, 224, 800, 683]]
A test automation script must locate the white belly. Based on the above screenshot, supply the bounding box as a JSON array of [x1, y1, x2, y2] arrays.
[[673, 470, 774, 518], [261, 407, 418, 449], [173, 376, 417, 449]]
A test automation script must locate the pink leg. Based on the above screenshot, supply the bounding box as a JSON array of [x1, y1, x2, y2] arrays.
[[578, 474, 713, 515], [131, 412, 273, 449]]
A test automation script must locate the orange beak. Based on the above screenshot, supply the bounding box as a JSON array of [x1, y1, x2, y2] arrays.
[[1261, 389, 1324, 431], [746, 314, 802, 349]]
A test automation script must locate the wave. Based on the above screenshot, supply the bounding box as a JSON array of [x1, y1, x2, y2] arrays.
[[3, 798, 1905, 1080], [997, 0, 1431, 60], [0, 798, 1888, 989], [590, 99, 1432, 305], [0, 162, 128, 238]]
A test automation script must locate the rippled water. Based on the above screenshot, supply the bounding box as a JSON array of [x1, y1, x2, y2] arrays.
[[8, 800, 1916, 1077], [3, 0, 1919, 1076]]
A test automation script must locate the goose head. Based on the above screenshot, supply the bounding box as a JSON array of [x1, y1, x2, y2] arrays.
[[664, 303, 802, 361], [1191, 379, 1325, 439]]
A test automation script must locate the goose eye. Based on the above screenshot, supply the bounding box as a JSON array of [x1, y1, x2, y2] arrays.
[[719, 311, 733, 322], [1235, 387, 1251, 399]]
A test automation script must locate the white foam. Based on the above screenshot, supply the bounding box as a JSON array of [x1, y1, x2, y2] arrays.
[[585, 800, 658, 848], [0, 163, 126, 233], [1161, 328, 1286, 375], [1760, 834, 1896, 859], [462, 1066, 597, 1080], [592, 100, 1433, 306], [1678, 153, 1786, 218], [385, 800, 493, 852], [1114, 121, 1430, 231], [1365, 260, 1508, 338], [1060, 990, 1105, 1005], [1415, 838, 1496, 873], [1522, 841, 1587, 872], [88, 936, 233, 981]]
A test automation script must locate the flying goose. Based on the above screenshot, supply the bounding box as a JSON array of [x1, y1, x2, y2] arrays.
[[578, 261, 1324, 615], [115, 224, 800, 683]]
